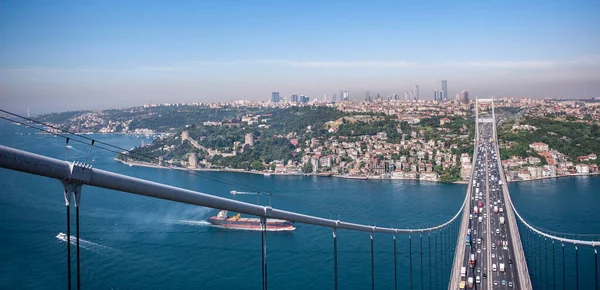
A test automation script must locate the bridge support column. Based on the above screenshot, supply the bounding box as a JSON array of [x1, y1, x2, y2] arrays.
[[434, 231, 438, 290]]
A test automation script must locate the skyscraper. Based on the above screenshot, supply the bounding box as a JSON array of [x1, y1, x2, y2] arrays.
[[291, 94, 299, 103], [342, 91, 349, 101], [365, 91, 371, 101], [433, 90, 438, 101], [439, 90, 444, 101], [441, 80, 448, 101], [462, 90, 469, 104], [404, 92, 409, 101], [271, 92, 280, 103], [414, 85, 420, 100]]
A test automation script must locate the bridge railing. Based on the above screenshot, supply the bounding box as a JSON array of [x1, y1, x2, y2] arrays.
[[448, 139, 479, 290], [0, 144, 465, 289], [491, 119, 534, 289]]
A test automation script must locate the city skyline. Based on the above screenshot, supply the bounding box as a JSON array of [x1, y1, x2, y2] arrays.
[[1, 0, 599, 113]]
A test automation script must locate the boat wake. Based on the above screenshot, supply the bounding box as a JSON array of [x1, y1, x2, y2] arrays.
[[174, 220, 295, 231], [56, 232, 119, 255], [173, 220, 212, 226], [210, 225, 296, 232]]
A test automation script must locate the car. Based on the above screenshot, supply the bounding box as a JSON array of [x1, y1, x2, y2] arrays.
[[499, 256, 503, 261], [477, 267, 481, 273], [502, 280, 507, 286], [494, 280, 498, 286], [483, 246, 487, 250], [508, 281, 513, 287], [492, 253, 496, 258], [508, 259, 513, 264], [483, 273, 487, 279], [497, 240, 501, 246], [496, 229, 500, 234], [477, 249, 481, 254], [492, 244, 496, 248]]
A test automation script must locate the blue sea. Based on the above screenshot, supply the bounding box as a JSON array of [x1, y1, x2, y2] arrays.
[[0, 122, 598, 289]]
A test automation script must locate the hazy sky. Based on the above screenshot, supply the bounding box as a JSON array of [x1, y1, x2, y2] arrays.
[[1, 0, 599, 114]]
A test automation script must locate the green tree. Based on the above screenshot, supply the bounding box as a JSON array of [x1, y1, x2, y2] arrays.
[[302, 162, 313, 173]]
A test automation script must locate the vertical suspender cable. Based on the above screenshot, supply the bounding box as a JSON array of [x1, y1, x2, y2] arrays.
[[428, 232, 431, 290], [409, 235, 413, 290], [594, 247, 598, 290], [537, 234, 543, 288], [435, 231, 438, 290], [76, 203, 81, 290], [545, 238, 548, 290], [553, 240, 556, 290], [66, 201, 71, 290], [575, 244, 579, 290], [333, 228, 338, 290], [261, 217, 268, 290], [393, 234, 397, 290], [562, 243, 565, 290], [420, 234, 423, 290], [371, 232, 375, 290]]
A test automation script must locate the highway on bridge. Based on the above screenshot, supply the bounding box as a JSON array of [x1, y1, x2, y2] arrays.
[[455, 123, 521, 289]]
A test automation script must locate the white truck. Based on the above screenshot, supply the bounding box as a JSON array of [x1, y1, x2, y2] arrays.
[[500, 217, 505, 225], [500, 263, 505, 272], [461, 266, 466, 277]]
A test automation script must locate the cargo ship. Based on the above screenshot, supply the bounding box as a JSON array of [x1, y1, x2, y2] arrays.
[[207, 210, 295, 231]]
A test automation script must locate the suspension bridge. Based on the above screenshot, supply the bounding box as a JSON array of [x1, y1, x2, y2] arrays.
[[0, 98, 598, 289]]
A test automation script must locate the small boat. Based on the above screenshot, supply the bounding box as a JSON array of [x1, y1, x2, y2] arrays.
[[207, 210, 295, 231], [230, 190, 237, 195]]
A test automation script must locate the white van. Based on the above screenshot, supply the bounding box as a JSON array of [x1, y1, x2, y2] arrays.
[[478, 216, 483, 223], [492, 263, 497, 272], [461, 266, 466, 277]]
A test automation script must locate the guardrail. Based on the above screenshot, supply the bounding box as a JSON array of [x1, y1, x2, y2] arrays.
[[492, 121, 533, 289], [448, 139, 479, 290]]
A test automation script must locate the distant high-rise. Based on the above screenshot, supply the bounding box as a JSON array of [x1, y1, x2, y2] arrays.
[[404, 91, 410, 101], [392, 93, 399, 101], [365, 91, 371, 101], [461, 90, 469, 104], [291, 94, 299, 103], [441, 80, 448, 101], [413, 85, 420, 100], [341, 91, 349, 101], [271, 92, 280, 103], [433, 90, 438, 101], [332, 94, 337, 102]]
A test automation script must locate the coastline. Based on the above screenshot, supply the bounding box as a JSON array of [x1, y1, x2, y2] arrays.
[[507, 172, 600, 183], [115, 158, 468, 184], [115, 158, 598, 184]]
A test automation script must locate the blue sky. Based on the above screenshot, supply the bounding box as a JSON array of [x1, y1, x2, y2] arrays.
[[1, 0, 599, 112]]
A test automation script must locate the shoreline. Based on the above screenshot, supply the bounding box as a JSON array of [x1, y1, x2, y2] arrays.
[[507, 172, 600, 183], [114, 158, 469, 184], [115, 158, 599, 184]]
